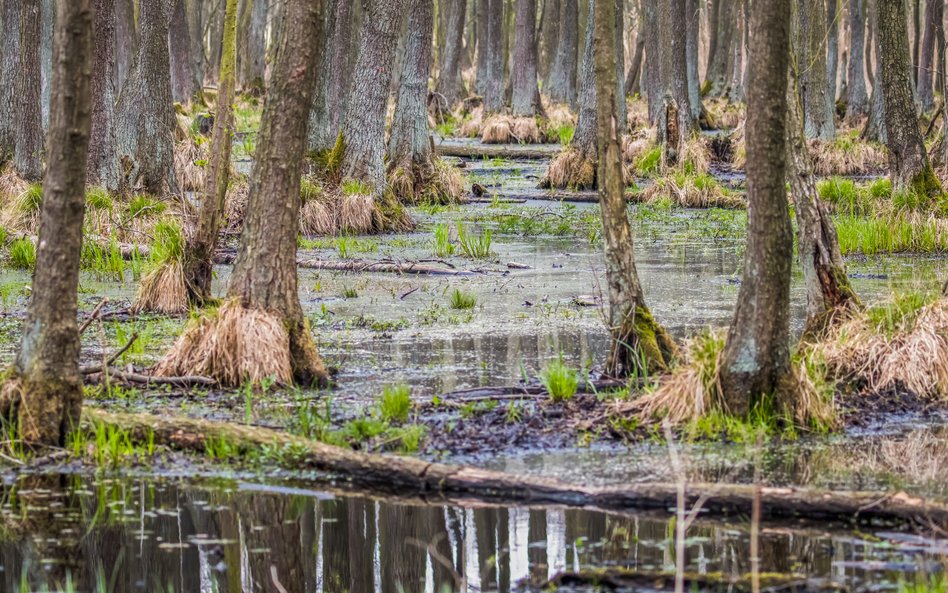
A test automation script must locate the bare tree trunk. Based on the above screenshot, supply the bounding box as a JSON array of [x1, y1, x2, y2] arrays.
[[476, 0, 504, 111], [186, 0, 204, 87], [643, 0, 662, 120], [624, 8, 645, 96], [614, 0, 626, 130], [3, 0, 93, 447], [170, 0, 199, 103], [862, 67, 888, 141], [182, 0, 238, 304], [512, 0, 542, 116], [109, 0, 178, 195], [685, 0, 702, 120], [705, 0, 735, 97], [545, 0, 578, 104], [539, 0, 560, 81], [114, 0, 137, 91], [436, 0, 468, 106], [720, 0, 794, 415], [0, 0, 22, 162], [878, 0, 942, 197], [237, 0, 267, 89], [658, 0, 694, 156], [225, 0, 329, 385], [917, 0, 942, 112], [15, 0, 44, 181], [594, 0, 676, 377], [846, 0, 870, 120], [706, 0, 720, 79], [826, 0, 840, 105], [206, 0, 225, 83], [88, 0, 117, 185], [787, 63, 860, 337], [865, 0, 876, 81], [798, 0, 836, 140], [913, 0, 921, 85], [727, 0, 745, 103]]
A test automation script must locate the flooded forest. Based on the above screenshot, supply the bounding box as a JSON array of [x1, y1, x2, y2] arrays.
[[2, 0, 948, 590]]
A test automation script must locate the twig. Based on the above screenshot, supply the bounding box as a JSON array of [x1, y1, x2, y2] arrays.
[[78, 298, 109, 334], [80, 332, 139, 375]]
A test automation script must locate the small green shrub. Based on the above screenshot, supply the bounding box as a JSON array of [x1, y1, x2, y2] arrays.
[[540, 355, 579, 402], [449, 288, 477, 309], [378, 384, 412, 423], [85, 187, 114, 211], [8, 238, 35, 270], [17, 184, 43, 214], [127, 194, 167, 219]]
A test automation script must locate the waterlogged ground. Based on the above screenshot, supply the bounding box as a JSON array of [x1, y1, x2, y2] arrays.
[[1, 475, 947, 593], [1, 145, 947, 590]]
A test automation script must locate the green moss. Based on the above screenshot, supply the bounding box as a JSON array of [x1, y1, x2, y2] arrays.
[[908, 164, 944, 200]]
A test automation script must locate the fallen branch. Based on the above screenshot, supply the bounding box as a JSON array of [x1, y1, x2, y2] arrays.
[[436, 143, 560, 160], [434, 379, 627, 402], [83, 408, 948, 527], [296, 258, 476, 276], [81, 332, 139, 375], [85, 369, 216, 388], [78, 298, 109, 334]]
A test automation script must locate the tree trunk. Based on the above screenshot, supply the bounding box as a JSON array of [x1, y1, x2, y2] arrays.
[[545, 0, 578, 104], [186, 0, 204, 87], [798, 0, 836, 140], [685, 0, 702, 121], [436, 0, 468, 106], [4, 0, 93, 447], [787, 65, 861, 337], [862, 67, 888, 142], [0, 0, 22, 162], [308, 0, 355, 152], [917, 0, 941, 112], [206, 0, 225, 83], [704, 0, 735, 97], [846, 0, 870, 120], [169, 0, 199, 103], [512, 0, 541, 116], [913, 0, 921, 85], [573, 0, 598, 157], [826, 0, 840, 105], [706, 0, 720, 79], [727, 0, 745, 103], [624, 9, 645, 96], [476, 0, 504, 112], [182, 0, 238, 305], [539, 0, 560, 81], [720, 0, 793, 416], [594, 0, 676, 377], [15, 0, 44, 181], [113, 0, 137, 91], [40, 0, 53, 133], [109, 0, 179, 195], [878, 0, 942, 197], [614, 0, 626, 131], [225, 0, 329, 386], [237, 0, 267, 90], [643, 0, 662, 121], [658, 0, 694, 156], [87, 0, 117, 185], [866, 0, 876, 81]]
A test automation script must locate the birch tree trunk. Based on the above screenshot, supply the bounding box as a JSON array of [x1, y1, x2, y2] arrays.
[[545, 0, 578, 104], [15, 0, 44, 181], [109, 0, 179, 195], [846, 0, 870, 120], [182, 0, 238, 304], [3, 0, 93, 447], [878, 0, 942, 197], [720, 0, 794, 415], [593, 0, 676, 377], [225, 0, 329, 386]]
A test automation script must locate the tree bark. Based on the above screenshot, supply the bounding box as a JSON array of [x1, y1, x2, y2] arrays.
[[109, 0, 179, 195], [307, 0, 355, 152], [658, 0, 695, 156], [0, 0, 22, 162], [436, 0, 468, 106], [113, 0, 137, 91], [226, 0, 328, 386], [340, 0, 407, 199], [720, 0, 793, 416], [512, 0, 541, 116], [539, 0, 560, 81], [643, 0, 662, 120], [846, 0, 870, 120], [797, 0, 836, 140], [169, 0, 199, 103], [40, 0, 53, 133], [704, 0, 735, 97], [186, 0, 204, 87], [87, 0, 117, 186], [614, 0, 626, 131], [14, 0, 44, 181], [182, 0, 238, 305], [545, 0, 578, 104], [862, 68, 888, 142], [826, 0, 840, 105], [728, 0, 746, 103], [237, 0, 267, 90], [913, 0, 921, 85], [787, 64, 860, 337], [878, 0, 943, 197], [5, 0, 93, 447], [594, 0, 676, 376], [685, 0, 702, 121], [624, 7, 645, 96], [475, 0, 504, 112], [917, 0, 942, 112]]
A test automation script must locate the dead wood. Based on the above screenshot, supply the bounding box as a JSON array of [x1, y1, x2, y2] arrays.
[[84, 369, 216, 387], [80, 332, 139, 375], [436, 143, 560, 159], [78, 298, 109, 334], [83, 408, 948, 527]]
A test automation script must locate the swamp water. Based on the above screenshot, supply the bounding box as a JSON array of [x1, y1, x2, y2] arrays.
[[1, 475, 946, 593]]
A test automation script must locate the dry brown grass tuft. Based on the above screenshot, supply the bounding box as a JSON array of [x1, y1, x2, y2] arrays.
[[480, 115, 515, 144], [339, 193, 379, 234], [679, 137, 712, 175], [634, 174, 745, 209], [174, 140, 206, 192], [154, 299, 293, 386], [223, 179, 250, 231], [511, 117, 543, 144], [0, 167, 30, 202], [622, 135, 651, 164], [812, 296, 948, 399], [539, 147, 596, 190], [704, 99, 746, 130], [626, 97, 650, 132], [459, 107, 484, 138], [388, 158, 466, 205], [808, 136, 887, 176], [132, 259, 187, 315], [299, 199, 336, 235], [544, 103, 576, 130]]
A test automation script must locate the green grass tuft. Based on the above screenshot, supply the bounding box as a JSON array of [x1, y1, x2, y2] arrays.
[[449, 288, 477, 309], [8, 238, 35, 270], [541, 355, 579, 402], [378, 384, 412, 423]]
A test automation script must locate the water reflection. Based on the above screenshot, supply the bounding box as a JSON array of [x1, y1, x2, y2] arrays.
[[0, 477, 944, 592]]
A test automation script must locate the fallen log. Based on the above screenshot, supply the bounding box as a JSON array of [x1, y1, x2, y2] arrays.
[[435, 379, 627, 401], [496, 191, 603, 203], [84, 369, 216, 388], [436, 143, 559, 160], [296, 259, 476, 276], [84, 408, 948, 527]]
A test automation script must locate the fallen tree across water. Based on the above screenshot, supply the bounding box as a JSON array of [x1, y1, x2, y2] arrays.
[[83, 408, 948, 527], [436, 143, 560, 160]]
